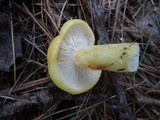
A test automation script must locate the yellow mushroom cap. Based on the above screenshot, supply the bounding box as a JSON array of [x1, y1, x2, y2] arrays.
[[47, 19, 102, 95]]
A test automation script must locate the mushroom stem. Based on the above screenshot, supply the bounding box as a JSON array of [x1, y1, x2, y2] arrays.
[[74, 43, 139, 72]]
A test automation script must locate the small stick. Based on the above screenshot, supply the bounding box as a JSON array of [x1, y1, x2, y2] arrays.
[[111, 73, 136, 119], [83, 0, 110, 44]]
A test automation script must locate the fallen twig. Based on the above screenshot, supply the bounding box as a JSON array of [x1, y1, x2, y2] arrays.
[[0, 77, 51, 93], [135, 90, 160, 106], [111, 73, 136, 120], [83, 0, 110, 44]]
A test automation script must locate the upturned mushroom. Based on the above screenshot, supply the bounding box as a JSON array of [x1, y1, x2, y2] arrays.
[[47, 19, 139, 95]]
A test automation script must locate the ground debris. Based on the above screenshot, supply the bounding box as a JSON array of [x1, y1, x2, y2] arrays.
[[0, 12, 22, 72], [1, 0, 160, 119]]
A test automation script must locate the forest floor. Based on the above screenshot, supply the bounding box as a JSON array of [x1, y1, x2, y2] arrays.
[[0, 0, 160, 120]]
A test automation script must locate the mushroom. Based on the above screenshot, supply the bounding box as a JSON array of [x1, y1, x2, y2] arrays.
[[47, 19, 139, 95]]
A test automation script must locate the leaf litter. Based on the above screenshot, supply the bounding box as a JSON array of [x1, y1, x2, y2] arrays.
[[0, 0, 160, 119]]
